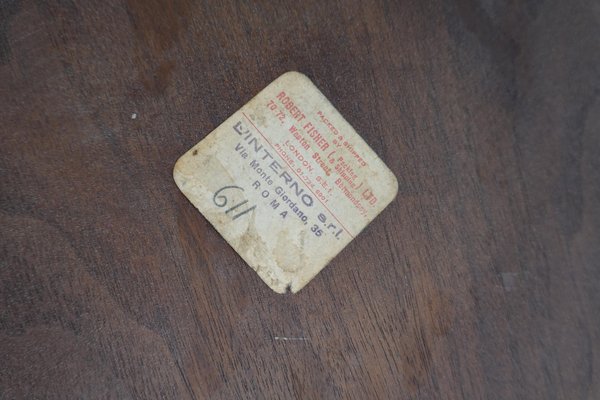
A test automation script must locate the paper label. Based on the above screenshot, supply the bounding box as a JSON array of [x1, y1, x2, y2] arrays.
[[173, 72, 398, 293]]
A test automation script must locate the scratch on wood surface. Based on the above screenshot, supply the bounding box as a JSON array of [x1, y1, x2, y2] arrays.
[[274, 336, 309, 341]]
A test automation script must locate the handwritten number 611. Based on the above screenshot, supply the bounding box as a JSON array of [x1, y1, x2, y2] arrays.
[[213, 186, 256, 220]]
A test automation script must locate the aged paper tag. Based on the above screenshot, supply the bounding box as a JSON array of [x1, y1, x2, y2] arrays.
[[173, 72, 397, 293]]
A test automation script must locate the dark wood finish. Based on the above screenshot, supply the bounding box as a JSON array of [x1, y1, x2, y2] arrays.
[[1, 0, 599, 398]]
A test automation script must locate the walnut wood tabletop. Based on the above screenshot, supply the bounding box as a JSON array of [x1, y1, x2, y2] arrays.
[[1, 1, 599, 399]]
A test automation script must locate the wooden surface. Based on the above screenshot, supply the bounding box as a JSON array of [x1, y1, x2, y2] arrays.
[[1, 0, 599, 398]]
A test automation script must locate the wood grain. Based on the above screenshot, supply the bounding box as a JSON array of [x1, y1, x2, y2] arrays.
[[1, 0, 599, 398]]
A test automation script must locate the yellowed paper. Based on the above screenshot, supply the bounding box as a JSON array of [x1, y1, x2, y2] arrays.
[[173, 72, 397, 293]]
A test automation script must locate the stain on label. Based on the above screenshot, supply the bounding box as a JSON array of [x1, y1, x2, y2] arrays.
[[173, 72, 398, 293]]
